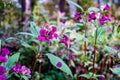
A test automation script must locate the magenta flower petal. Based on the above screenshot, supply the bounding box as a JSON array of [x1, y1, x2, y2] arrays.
[[103, 4, 110, 11], [52, 26, 57, 32], [38, 35, 45, 42], [54, 33, 58, 39], [0, 56, 7, 63], [0, 66, 6, 75], [1, 48, 10, 56], [40, 29, 47, 36], [0, 74, 7, 80], [74, 12, 81, 22], [56, 62, 62, 68], [89, 12, 96, 21]]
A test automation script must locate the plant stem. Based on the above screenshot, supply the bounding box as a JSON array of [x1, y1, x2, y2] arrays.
[[92, 28, 98, 73], [30, 54, 37, 80], [20, 75, 22, 80]]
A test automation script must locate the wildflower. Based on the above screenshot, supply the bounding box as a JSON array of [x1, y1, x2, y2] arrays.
[[56, 62, 62, 68], [0, 56, 7, 63], [0, 66, 6, 75], [99, 14, 110, 25], [38, 26, 58, 45], [59, 35, 69, 48], [0, 48, 10, 56], [0, 74, 7, 80], [9, 63, 31, 77], [20, 66, 31, 76], [74, 12, 81, 22], [9, 63, 21, 73], [103, 4, 110, 11], [99, 75, 105, 80], [89, 12, 96, 21]]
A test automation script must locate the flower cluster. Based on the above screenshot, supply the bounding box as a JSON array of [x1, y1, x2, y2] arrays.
[[9, 63, 31, 77], [38, 26, 58, 45], [0, 66, 6, 80], [59, 35, 69, 48], [99, 14, 111, 25], [0, 48, 10, 63], [0, 48, 10, 80]]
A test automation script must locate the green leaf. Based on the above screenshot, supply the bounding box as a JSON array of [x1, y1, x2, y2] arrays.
[[95, 26, 107, 39], [88, 7, 100, 13], [118, 53, 120, 58], [29, 22, 39, 36], [46, 54, 73, 77], [67, 0, 84, 12], [22, 75, 29, 80], [110, 68, 120, 76], [80, 73, 93, 79], [16, 32, 37, 37], [104, 46, 117, 53], [4, 52, 20, 70], [21, 41, 32, 48]]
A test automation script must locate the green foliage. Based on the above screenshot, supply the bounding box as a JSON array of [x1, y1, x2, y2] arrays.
[[111, 68, 120, 76], [4, 52, 20, 70], [46, 54, 73, 77]]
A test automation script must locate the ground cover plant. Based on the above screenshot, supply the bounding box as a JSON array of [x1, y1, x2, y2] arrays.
[[0, 0, 120, 80]]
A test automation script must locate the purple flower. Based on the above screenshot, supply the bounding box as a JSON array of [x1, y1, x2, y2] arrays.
[[38, 26, 58, 45], [99, 75, 105, 80], [89, 12, 96, 21], [9, 63, 31, 77], [59, 35, 69, 48], [9, 63, 21, 73], [0, 48, 10, 56], [68, 53, 74, 60], [74, 12, 81, 22], [0, 66, 6, 75], [103, 4, 110, 11], [56, 62, 62, 68], [99, 15, 110, 25], [20, 66, 31, 76], [0, 74, 7, 80], [0, 56, 7, 63]]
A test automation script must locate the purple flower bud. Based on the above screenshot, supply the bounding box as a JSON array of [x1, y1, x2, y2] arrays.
[[103, 4, 110, 11], [0, 74, 7, 80], [56, 62, 62, 68], [0, 66, 6, 75], [89, 12, 96, 21]]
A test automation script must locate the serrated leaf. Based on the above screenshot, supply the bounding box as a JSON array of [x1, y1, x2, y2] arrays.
[[88, 7, 100, 13], [46, 54, 73, 77], [4, 52, 20, 70]]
